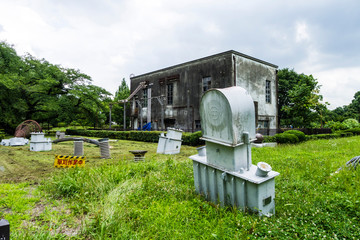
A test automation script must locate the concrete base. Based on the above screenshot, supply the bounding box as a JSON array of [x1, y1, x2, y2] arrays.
[[30, 141, 52, 151], [189, 154, 279, 216], [251, 142, 277, 148]]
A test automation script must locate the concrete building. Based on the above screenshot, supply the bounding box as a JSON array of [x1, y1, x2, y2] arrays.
[[130, 50, 278, 135]]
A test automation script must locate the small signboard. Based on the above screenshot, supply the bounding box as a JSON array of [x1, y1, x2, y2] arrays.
[[54, 155, 86, 168]]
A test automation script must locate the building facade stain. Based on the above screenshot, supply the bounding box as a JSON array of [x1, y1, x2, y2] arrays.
[[130, 50, 278, 134]]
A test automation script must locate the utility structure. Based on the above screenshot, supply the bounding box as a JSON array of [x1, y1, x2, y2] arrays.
[[189, 86, 279, 216], [109, 81, 147, 130], [110, 81, 167, 131]]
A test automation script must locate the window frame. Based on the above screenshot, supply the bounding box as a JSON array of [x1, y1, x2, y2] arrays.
[[265, 80, 271, 103], [143, 88, 148, 107], [167, 83, 173, 105]]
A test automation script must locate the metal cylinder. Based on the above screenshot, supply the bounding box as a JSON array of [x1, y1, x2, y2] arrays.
[[99, 138, 111, 159], [74, 140, 84, 156], [255, 162, 272, 177], [59, 132, 65, 139], [129, 150, 147, 161]]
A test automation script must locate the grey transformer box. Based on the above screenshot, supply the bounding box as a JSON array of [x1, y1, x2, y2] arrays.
[[189, 86, 279, 216]]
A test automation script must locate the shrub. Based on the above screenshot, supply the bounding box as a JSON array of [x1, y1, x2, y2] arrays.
[[274, 133, 299, 144], [307, 133, 341, 140], [344, 127, 360, 135], [70, 121, 82, 126], [57, 122, 67, 127], [335, 131, 353, 137], [283, 130, 306, 142], [0, 130, 5, 142], [343, 118, 360, 129], [65, 129, 204, 146], [182, 131, 205, 146], [263, 135, 276, 143], [324, 121, 347, 132]]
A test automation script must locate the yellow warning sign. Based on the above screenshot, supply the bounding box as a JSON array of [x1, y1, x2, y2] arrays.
[[54, 155, 86, 168]]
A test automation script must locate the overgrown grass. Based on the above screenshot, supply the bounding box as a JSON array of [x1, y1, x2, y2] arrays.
[[0, 183, 39, 227], [1, 136, 360, 239]]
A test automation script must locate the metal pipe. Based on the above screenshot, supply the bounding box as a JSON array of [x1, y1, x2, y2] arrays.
[[123, 102, 126, 131], [243, 132, 251, 171], [233, 55, 236, 86], [52, 137, 99, 146]]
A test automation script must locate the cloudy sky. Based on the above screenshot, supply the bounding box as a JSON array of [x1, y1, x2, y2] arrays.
[[0, 0, 359, 109]]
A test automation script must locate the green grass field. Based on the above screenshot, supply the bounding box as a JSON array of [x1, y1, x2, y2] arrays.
[[1, 136, 359, 239]]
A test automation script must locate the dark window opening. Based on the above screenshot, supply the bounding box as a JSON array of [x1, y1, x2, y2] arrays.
[[202, 77, 211, 92], [164, 118, 176, 128], [195, 120, 201, 130], [167, 83, 173, 105]]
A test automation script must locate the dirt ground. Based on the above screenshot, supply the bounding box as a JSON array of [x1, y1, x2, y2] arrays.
[[0, 139, 139, 183], [0, 137, 197, 183]]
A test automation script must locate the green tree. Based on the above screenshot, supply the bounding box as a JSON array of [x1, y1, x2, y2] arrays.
[[68, 84, 111, 128], [348, 91, 360, 121], [278, 68, 327, 128], [114, 78, 130, 101], [324, 91, 360, 123], [112, 78, 131, 128], [0, 41, 111, 131], [0, 42, 27, 131]]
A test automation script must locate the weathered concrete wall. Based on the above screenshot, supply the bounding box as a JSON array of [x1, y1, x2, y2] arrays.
[[130, 53, 233, 131], [130, 51, 278, 134], [233, 54, 278, 132]]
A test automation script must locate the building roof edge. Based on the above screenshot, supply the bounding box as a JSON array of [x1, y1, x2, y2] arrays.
[[131, 50, 278, 80]]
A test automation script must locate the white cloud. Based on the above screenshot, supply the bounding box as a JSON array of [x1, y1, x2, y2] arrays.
[[314, 67, 360, 109], [0, 3, 51, 55], [295, 21, 310, 43]]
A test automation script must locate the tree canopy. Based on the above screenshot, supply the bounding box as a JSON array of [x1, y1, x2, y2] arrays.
[[0, 41, 111, 132], [278, 68, 327, 128], [328, 91, 360, 123], [111, 78, 131, 128], [2, 40, 358, 132]]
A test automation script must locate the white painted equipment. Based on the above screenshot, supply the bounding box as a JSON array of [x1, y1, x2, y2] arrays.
[[156, 128, 183, 154], [189, 86, 279, 216], [1, 137, 29, 146], [30, 132, 52, 151]]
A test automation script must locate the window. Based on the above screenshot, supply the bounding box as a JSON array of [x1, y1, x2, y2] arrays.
[[202, 77, 211, 92], [258, 120, 269, 128], [265, 80, 271, 103], [167, 83, 173, 105], [143, 89, 148, 107], [195, 120, 201, 130]]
